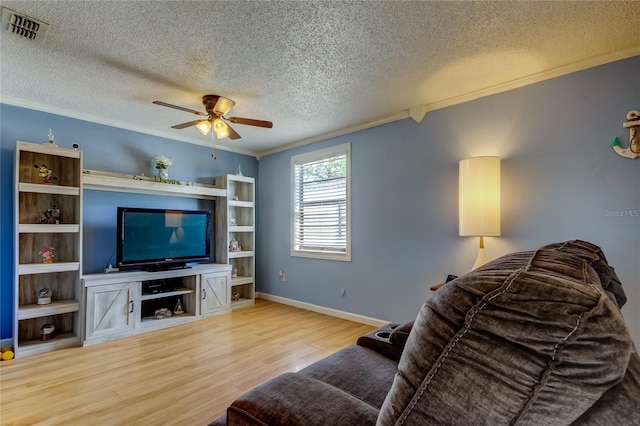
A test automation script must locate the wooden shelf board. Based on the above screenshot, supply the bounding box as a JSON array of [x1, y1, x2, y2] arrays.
[[19, 182, 80, 196], [19, 224, 80, 233], [229, 226, 254, 232], [140, 314, 195, 328], [228, 250, 255, 259], [231, 298, 255, 309], [19, 262, 80, 275], [228, 200, 254, 208], [82, 169, 226, 199], [141, 288, 195, 301], [18, 300, 80, 320], [231, 276, 254, 286], [17, 333, 80, 357], [17, 141, 81, 158]]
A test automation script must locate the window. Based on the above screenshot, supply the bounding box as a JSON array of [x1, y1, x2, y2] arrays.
[[291, 143, 351, 261]]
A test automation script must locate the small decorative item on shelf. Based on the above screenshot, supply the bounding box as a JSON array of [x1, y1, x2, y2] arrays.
[[231, 267, 238, 278], [152, 155, 173, 180], [38, 288, 52, 305], [237, 164, 243, 176], [34, 164, 58, 184], [40, 324, 55, 341], [39, 247, 54, 263], [229, 238, 240, 252], [39, 205, 61, 224], [174, 299, 184, 315], [230, 218, 237, 226], [232, 195, 240, 201], [154, 307, 172, 320], [45, 128, 58, 147], [232, 292, 240, 302]]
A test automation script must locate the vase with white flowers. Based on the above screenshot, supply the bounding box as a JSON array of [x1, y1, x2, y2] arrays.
[[152, 155, 173, 180]]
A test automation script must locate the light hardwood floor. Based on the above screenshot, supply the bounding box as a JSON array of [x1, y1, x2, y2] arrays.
[[0, 299, 375, 425]]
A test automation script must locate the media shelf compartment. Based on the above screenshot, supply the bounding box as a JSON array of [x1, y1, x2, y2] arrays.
[[141, 288, 195, 301]]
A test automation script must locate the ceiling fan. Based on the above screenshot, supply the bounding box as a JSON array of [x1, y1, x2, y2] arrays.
[[153, 94, 273, 140]]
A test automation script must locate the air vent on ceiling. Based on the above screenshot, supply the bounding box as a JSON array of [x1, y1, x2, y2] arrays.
[[1, 7, 49, 44]]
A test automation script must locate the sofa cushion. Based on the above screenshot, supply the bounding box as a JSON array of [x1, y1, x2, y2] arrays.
[[541, 240, 627, 308], [226, 373, 379, 426], [378, 244, 633, 425], [572, 347, 640, 425], [299, 345, 398, 409]]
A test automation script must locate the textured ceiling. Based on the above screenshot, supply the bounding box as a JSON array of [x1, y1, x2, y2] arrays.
[[1, 1, 639, 157]]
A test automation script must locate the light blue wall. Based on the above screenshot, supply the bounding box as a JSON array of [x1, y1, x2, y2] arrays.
[[256, 56, 640, 345], [2, 57, 638, 346], [0, 105, 258, 339]]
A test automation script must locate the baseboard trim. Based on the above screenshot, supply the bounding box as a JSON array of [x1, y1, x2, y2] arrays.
[[256, 293, 388, 327]]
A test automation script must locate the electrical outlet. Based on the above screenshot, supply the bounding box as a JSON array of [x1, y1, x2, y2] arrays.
[[279, 270, 286, 281]]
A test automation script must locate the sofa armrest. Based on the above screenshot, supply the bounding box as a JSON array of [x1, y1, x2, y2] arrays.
[[357, 321, 414, 362], [225, 373, 379, 426]]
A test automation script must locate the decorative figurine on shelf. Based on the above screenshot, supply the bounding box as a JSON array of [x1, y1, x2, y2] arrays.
[[39, 247, 54, 263], [154, 307, 172, 320], [230, 218, 237, 226], [151, 155, 173, 180], [232, 195, 240, 201], [38, 288, 52, 305], [39, 205, 61, 224], [40, 324, 55, 341], [174, 299, 184, 315], [229, 238, 240, 252], [232, 292, 240, 302], [34, 164, 58, 184], [45, 129, 58, 147], [231, 267, 238, 278]]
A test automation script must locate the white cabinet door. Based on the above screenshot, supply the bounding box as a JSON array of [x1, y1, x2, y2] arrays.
[[201, 273, 229, 315], [85, 282, 140, 341]]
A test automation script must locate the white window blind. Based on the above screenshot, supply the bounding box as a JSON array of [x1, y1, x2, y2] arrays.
[[291, 143, 351, 261]]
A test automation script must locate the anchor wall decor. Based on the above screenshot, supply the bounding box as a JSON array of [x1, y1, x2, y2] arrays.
[[611, 110, 640, 159]]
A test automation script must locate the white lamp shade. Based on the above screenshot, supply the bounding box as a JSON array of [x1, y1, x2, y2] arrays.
[[459, 156, 501, 237]]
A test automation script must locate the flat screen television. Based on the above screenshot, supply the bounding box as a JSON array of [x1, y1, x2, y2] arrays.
[[116, 207, 211, 271]]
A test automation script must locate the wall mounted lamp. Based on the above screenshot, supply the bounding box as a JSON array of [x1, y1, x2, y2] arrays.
[[459, 156, 501, 270]]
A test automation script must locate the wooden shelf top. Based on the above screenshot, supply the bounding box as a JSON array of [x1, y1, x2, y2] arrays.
[[82, 169, 226, 199], [19, 224, 80, 233], [18, 182, 80, 196], [18, 262, 80, 275], [18, 300, 80, 320]]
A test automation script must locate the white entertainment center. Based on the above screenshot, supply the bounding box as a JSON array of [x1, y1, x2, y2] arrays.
[[13, 141, 254, 356], [82, 264, 231, 345]]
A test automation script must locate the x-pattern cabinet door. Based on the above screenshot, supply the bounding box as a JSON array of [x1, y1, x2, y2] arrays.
[[85, 282, 140, 340], [201, 273, 229, 315]]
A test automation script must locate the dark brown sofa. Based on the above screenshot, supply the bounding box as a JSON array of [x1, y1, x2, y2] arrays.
[[210, 240, 640, 425]]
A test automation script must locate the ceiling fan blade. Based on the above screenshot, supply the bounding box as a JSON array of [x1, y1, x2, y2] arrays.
[[226, 123, 241, 140], [226, 116, 273, 128], [171, 120, 202, 129], [153, 100, 207, 116]]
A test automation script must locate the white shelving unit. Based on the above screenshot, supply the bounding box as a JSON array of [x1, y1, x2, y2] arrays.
[[215, 174, 256, 308], [13, 141, 83, 357]]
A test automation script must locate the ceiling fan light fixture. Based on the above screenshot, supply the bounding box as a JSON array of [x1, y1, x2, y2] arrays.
[[196, 120, 211, 135], [213, 118, 229, 139]]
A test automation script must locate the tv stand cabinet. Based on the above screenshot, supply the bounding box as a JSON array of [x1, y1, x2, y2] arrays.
[[82, 263, 231, 345]]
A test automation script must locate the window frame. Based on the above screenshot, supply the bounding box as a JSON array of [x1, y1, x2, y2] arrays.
[[290, 143, 351, 261]]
